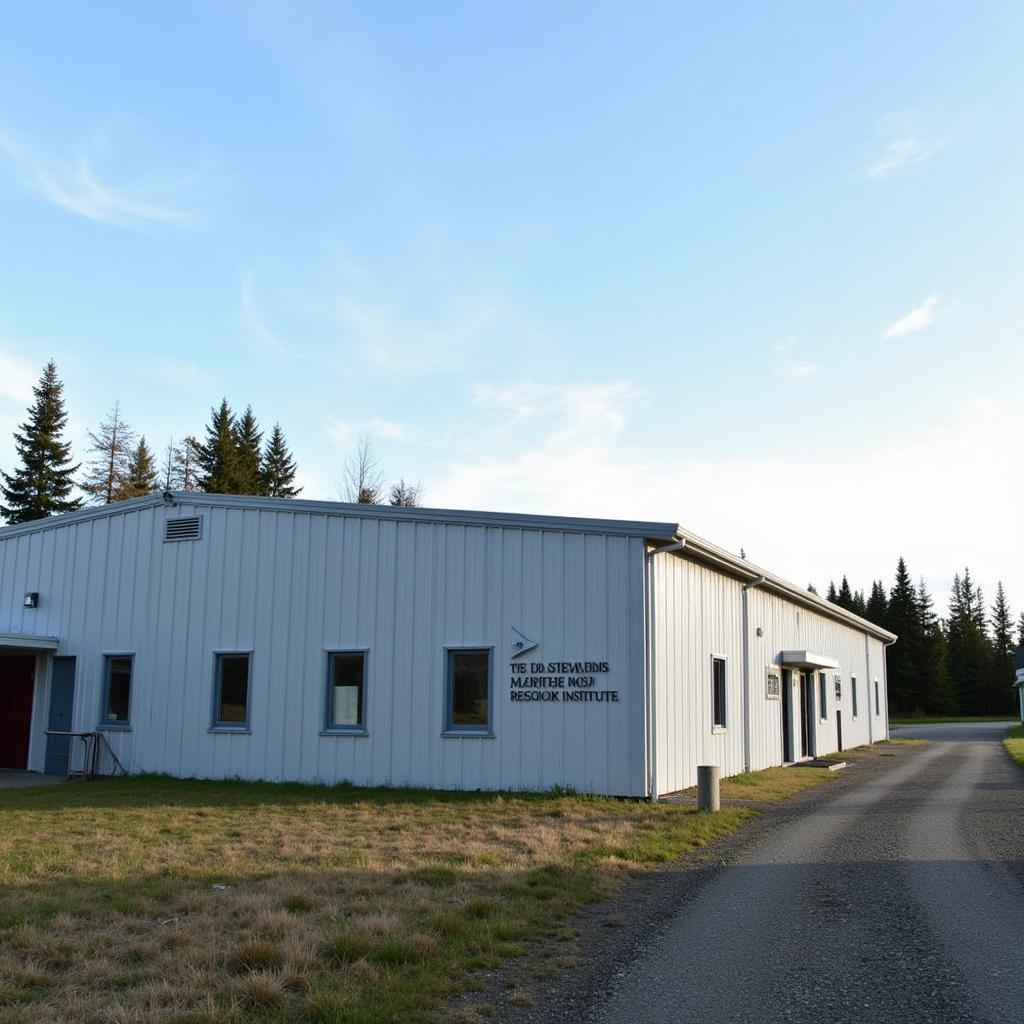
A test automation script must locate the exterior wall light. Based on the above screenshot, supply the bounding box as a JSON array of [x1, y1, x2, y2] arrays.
[[23, 592, 39, 608]]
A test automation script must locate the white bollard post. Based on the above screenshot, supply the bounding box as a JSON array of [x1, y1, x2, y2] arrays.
[[697, 764, 720, 812]]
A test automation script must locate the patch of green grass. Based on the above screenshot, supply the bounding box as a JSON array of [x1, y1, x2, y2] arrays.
[[890, 715, 1017, 725], [1004, 725, 1024, 769]]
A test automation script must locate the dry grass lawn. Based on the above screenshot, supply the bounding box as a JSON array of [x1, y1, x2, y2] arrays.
[[0, 776, 766, 1024]]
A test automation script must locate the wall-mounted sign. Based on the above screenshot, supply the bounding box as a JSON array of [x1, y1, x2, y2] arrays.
[[508, 660, 619, 704], [765, 670, 781, 700], [510, 626, 538, 659]]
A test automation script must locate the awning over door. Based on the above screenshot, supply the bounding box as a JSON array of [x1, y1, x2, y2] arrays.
[[781, 650, 840, 670], [0, 633, 59, 651]]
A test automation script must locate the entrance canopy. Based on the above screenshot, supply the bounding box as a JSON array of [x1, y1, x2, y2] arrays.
[[781, 650, 840, 670], [0, 633, 58, 651]]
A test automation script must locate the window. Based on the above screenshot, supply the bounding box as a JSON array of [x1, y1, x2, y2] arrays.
[[834, 675, 842, 701], [326, 651, 366, 731], [851, 675, 859, 718], [101, 655, 133, 726], [712, 657, 727, 729], [446, 649, 491, 733], [874, 679, 880, 716], [213, 653, 250, 728], [818, 672, 828, 720]]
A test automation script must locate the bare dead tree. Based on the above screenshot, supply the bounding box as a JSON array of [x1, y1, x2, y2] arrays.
[[342, 435, 385, 504], [81, 400, 135, 504]]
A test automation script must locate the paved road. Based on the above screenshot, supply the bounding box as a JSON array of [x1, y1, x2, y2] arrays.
[[586, 723, 1023, 1024]]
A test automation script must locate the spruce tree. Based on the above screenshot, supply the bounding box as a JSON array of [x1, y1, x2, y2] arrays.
[[196, 400, 239, 493], [233, 406, 264, 495], [989, 582, 1016, 715], [260, 424, 301, 498], [1017, 612, 1024, 650], [865, 580, 888, 625], [918, 578, 955, 715], [947, 569, 993, 715], [851, 590, 867, 617], [81, 400, 135, 504], [117, 437, 159, 500], [1, 360, 82, 523], [826, 581, 838, 603], [389, 478, 422, 507], [885, 557, 922, 715], [837, 576, 854, 611]]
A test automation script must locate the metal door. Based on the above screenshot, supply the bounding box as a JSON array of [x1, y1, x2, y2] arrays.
[[44, 657, 76, 775], [798, 672, 810, 757], [0, 655, 35, 769]]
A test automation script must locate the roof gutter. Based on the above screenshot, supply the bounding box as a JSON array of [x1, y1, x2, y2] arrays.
[[672, 530, 897, 644]]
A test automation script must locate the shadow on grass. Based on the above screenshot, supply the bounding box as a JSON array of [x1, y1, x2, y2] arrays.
[[0, 773, 607, 813]]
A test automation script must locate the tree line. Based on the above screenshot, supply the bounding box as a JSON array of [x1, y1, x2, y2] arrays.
[[819, 559, 1022, 718], [0, 360, 422, 525]]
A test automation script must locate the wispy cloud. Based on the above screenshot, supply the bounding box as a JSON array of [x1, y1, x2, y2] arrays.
[[778, 360, 819, 379], [883, 295, 940, 338], [325, 416, 409, 448], [772, 339, 819, 379], [139, 358, 212, 392], [865, 114, 957, 179], [432, 387, 1024, 615], [0, 343, 37, 404], [336, 295, 501, 374], [239, 272, 288, 355], [0, 123, 208, 227]]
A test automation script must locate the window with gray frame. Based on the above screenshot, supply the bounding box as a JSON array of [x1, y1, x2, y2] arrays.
[[874, 679, 880, 716], [712, 657, 726, 728], [101, 655, 133, 726], [213, 653, 250, 727], [818, 672, 828, 720], [446, 649, 491, 732], [327, 651, 366, 731], [851, 675, 859, 718]]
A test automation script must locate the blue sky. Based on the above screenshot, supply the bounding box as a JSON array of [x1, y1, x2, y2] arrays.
[[0, 1, 1021, 614]]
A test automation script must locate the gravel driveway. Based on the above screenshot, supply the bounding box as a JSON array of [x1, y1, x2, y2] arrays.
[[476, 723, 1023, 1024]]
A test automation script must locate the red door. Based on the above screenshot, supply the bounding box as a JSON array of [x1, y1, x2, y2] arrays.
[[0, 656, 35, 769]]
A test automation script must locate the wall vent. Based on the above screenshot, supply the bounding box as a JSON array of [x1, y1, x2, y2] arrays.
[[164, 516, 202, 542]]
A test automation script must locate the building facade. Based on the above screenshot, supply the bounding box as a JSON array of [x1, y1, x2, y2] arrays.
[[0, 493, 894, 797]]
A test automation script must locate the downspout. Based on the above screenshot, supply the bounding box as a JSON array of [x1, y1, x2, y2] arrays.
[[741, 576, 766, 772], [644, 539, 687, 802], [864, 635, 873, 745], [882, 637, 897, 740]]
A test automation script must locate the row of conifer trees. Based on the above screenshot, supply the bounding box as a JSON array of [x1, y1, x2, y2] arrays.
[[819, 559, 1022, 718], [0, 361, 300, 524]]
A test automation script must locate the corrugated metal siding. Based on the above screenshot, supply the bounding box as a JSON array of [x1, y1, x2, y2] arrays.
[[651, 556, 745, 794], [651, 553, 890, 795], [746, 588, 889, 769], [0, 503, 648, 795]]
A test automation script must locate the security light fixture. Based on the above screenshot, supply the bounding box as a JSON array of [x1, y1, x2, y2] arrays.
[[23, 592, 39, 608]]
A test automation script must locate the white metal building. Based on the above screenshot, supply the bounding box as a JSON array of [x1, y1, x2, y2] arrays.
[[0, 492, 894, 797]]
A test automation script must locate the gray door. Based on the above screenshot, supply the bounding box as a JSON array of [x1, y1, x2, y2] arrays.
[[44, 657, 76, 775]]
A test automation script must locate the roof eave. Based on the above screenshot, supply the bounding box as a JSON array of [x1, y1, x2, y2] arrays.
[[664, 527, 898, 644]]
